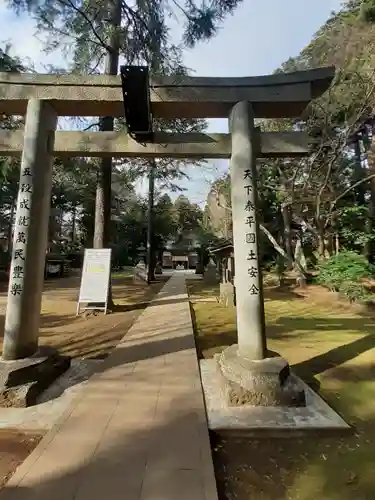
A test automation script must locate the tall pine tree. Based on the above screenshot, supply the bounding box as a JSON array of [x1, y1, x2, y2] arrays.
[[6, 0, 243, 250]]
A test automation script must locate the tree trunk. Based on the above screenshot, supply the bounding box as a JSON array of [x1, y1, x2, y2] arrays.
[[326, 231, 334, 256], [367, 181, 375, 263], [294, 235, 307, 287], [354, 137, 366, 206], [353, 136, 370, 258], [145, 14, 162, 284], [93, 153, 112, 249], [331, 213, 339, 256], [59, 208, 64, 240], [71, 205, 76, 243], [366, 126, 375, 262], [259, 223, 308, 280], [92, 0, 121, 308], [276, 235, 285, 287], [93, 0, 121, 248], [147, 160, 156, 284], [281, 203, 293, 268], [317, 222, 326, 260], [48, 208, 58, 247]]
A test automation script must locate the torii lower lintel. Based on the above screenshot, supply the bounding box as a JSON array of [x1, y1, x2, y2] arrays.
[[0, 130, 314, 159]]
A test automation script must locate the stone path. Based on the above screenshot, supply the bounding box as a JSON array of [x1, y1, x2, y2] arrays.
[[0, 273, 218, 500]]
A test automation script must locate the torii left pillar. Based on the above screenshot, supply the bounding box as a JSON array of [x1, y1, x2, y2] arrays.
[[0, 100, 70, 406], [3, 100, 57, 360]]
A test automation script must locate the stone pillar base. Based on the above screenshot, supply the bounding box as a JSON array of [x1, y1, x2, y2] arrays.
[[155, 263, 163, 275], [215, 344, 305, 407], [219, 282, 235, 307], [203, 270, 219, 285], [195, 263, 204, 275], [0, 346, 71, 407], [133, 263, 147, 283]]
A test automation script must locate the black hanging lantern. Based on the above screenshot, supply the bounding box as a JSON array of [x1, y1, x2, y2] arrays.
[[120, 65, 153, 142]]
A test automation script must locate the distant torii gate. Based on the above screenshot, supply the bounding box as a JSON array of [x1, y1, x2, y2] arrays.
[[0, 67, 334, 405]]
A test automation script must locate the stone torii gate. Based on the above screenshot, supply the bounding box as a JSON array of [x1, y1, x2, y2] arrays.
[[0, 67, 334, 406]]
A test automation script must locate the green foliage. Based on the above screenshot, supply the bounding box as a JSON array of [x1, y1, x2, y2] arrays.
[[3, 0, 242, 256], [6, 0, 243, 69], [110, 193, 204, 265], [359, 0, 375, 22], [339, 280, 372, 303], [338, 205, 375, 249], [173, 195, 202, 234], [0, 45, 24, 72], [316, 251, 374, 301]]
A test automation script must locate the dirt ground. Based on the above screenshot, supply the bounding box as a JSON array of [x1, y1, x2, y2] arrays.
[[189, 278, 375, 500], [0, 271, 168, 359], [0, 271, 167, 488], [0, 431, 42, 489]]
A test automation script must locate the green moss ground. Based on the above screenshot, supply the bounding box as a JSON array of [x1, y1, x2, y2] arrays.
[[188, 279, 375, 500]]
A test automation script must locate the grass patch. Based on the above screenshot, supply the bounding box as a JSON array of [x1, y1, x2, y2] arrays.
[[187, 279, 220, 300], [189, 280, 375, 500], [111, 268, 134, 279]]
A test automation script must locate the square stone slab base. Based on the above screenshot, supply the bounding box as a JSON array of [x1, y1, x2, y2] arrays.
[[200, 359, 351, 437], [0, 346, 71, 408]]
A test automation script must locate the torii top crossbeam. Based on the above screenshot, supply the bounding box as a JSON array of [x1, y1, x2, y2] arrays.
[[0, 67, 334, 119]]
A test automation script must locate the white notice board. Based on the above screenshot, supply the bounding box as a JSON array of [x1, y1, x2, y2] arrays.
[[77, 248, 112, 314]]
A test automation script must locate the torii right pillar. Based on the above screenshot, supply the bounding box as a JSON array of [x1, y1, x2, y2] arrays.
[[217, 100, 306, 407]]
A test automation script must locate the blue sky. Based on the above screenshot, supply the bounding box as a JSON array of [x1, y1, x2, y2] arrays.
[[0, 0, 343, 205]]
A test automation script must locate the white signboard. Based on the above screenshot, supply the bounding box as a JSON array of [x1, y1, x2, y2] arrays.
[[77, 248, 112, 315]]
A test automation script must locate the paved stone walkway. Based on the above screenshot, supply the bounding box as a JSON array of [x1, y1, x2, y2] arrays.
[[0, 273, 218, 500]]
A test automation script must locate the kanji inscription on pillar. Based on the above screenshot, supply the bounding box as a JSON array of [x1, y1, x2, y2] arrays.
[[242, 167, 261, 296], [8, 170, 33, 299]]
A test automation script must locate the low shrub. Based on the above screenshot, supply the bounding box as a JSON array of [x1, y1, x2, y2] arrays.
[[316, 251, 374, 303], [339, 281, 372, 304], [316, 251, 374, 292]]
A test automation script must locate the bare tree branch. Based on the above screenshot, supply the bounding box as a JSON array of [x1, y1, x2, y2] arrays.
[[84, 122, 100, 131]]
